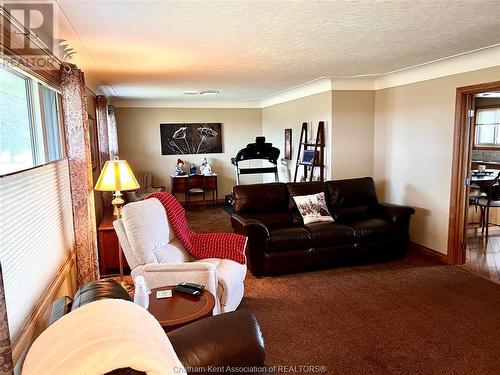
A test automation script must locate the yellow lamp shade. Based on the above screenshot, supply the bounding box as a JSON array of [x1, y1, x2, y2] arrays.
[[94, 158, 140, 192]]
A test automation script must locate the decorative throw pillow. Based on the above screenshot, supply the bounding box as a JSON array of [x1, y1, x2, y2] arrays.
[[293, 192, 334, 225]]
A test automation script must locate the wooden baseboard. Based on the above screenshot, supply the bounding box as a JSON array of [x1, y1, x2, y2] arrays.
[[409, 241, 449, 264]]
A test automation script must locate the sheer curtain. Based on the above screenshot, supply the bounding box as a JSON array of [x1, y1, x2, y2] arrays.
[[476, 108, 500, 145]]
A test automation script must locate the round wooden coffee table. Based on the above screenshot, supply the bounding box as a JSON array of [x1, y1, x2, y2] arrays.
[[148, 286, 215, 332]]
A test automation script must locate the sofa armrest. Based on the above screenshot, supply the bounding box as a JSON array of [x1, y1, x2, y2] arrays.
[[50, 279, 132, 324], [168, 310, 265, 370], [132, 262, 219, 312], [231, 214, 270, 277], [378, 203, 415, 233], [231, 214, 270, 238]]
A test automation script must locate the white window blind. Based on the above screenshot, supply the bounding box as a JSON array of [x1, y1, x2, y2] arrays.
[[0, 159, 74, 340]]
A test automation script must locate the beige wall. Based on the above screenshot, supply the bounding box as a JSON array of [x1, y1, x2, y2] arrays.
[[261, 91, 332, 182], [115, 107, 262, 200], [374, 66, 500, 254], [115, 66, 500, 256], [332, 90, 375, 179]]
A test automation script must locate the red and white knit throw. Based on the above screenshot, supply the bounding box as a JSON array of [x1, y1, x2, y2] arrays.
[[147, 192, 247, 264]]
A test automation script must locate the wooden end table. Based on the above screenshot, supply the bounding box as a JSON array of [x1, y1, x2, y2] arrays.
[[148, 286, 215, 332], [97, 209, 130, 276]]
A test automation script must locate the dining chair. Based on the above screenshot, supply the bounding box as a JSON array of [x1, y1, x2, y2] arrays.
[[186, 174, 206, 208], [472, 171, 500, 239]]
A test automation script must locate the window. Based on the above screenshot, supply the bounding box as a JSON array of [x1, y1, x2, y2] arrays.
[[40, 85, 63, 161], [475, 107, 500, 147], [0, 68, 71, 346], [0, 66, 64, 175], [0, 68, 33, 174]]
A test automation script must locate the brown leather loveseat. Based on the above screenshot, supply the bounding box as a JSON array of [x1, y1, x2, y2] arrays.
[[231, 177, 415, 277]]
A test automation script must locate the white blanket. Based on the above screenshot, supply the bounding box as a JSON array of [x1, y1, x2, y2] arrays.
[[22, 299, 185, 375]]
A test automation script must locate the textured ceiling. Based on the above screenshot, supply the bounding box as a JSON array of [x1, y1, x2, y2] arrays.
[[56, 0, 500, 100]]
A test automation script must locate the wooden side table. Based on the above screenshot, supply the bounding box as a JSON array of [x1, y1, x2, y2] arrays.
[[97, 210, 130, 276], [148, 286, 215, 332], [170, 174, 218, 205]]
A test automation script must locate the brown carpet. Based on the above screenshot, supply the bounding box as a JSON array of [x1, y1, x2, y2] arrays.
[[188, 207, 500, 374], [241, 265, 500, 374], [186, 205, 233, 233]]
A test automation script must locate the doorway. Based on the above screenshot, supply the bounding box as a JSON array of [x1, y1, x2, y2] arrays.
[[448, 80, 500, 282]]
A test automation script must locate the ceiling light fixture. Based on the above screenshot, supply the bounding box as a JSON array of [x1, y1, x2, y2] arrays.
[[199, 90, 220, 95], [183, 90, 199, 95], [476, 92, 500, 98]]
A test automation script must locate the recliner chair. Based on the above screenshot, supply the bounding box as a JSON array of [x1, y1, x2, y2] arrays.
[[114, 197, 247, 314], [125, 171, 166, 202]]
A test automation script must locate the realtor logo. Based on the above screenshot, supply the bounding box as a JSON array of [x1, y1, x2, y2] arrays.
[[0, 2, 73, 70], [3, 3, 54, 54]]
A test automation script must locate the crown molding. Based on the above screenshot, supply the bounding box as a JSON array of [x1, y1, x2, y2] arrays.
[[260, 78, 332, 108], [330, 78, 376, 90], [113, 99, 261, 109], [373, 44, 500, 90]]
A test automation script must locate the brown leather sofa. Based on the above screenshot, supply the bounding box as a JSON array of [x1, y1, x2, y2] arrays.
[[231, 177, 415, 277], [50, 280, 266, 375]]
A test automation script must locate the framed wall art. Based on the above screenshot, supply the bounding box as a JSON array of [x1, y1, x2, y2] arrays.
[[160, 123, 222, 155], [284, 128, 292, 160]]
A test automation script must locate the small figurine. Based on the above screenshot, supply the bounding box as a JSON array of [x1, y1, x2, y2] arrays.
[[200, 157, 208, 173], [189, 163, 197, 175], [200, 157, 213, 175], [174, 159, 186, 176]]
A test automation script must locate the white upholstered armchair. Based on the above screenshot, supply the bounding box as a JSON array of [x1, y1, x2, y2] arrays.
[[125, 171, 166, 202], [113, 198, 246, 314]]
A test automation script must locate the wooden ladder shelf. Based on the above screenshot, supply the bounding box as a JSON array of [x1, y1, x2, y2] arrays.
[[293, 121, 326, 183]]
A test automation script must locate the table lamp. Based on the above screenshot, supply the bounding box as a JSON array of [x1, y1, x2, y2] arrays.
[[94, 156, 139, 291]]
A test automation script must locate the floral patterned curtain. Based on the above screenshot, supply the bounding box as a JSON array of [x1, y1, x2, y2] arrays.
[[60, 64, 99, 286], [95, 95, 110, 169], [95, 95, 111, 210], [107, 105, 119, 157]]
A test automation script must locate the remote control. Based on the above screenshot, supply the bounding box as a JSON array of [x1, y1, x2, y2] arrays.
[[174, 285, 202, 296], [178, 282, 205, 292]]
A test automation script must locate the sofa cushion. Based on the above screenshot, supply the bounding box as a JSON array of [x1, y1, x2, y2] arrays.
[[234, 212, 293, 228], [233, 183, 288, 214], [122, 199, 175, 265], [154, 239, 192, 264], [287, 181, 327, 197], [305, 222, 355, 247], [266, 227, 312, 251], [350, 218, 395, 242], [326, 177, 379, 221]]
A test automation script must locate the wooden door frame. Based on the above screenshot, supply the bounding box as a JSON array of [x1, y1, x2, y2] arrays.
[[448, 80, 500, 264]]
